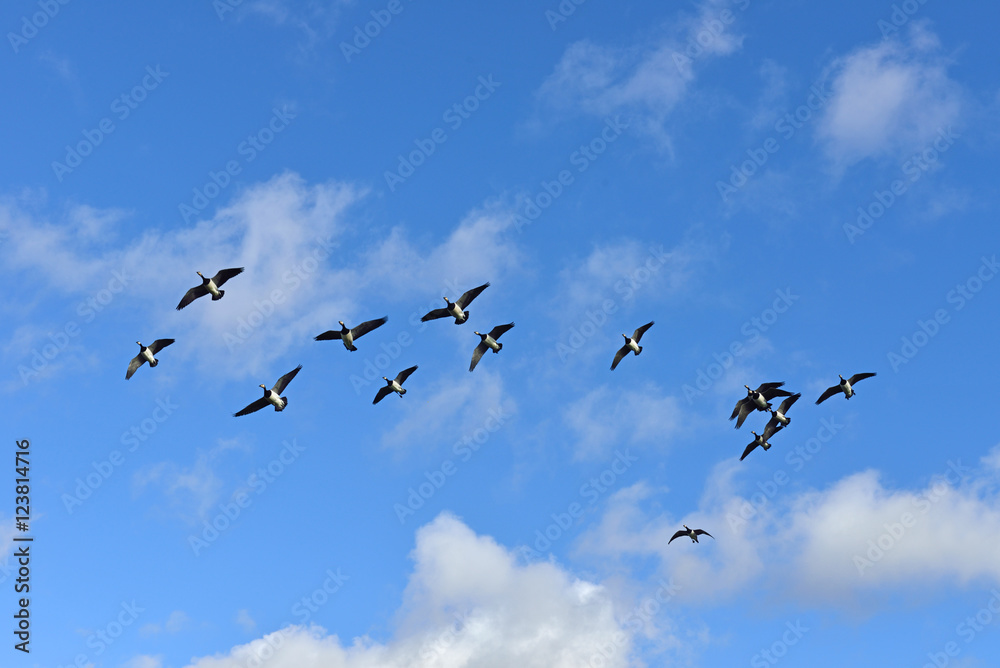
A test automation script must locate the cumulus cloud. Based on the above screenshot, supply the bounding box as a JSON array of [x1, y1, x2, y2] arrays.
[[175, 513, 632, 668], [817, 22, 962, 168]]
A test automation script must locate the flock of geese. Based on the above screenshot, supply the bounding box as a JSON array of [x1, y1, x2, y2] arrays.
[[127, 266, 878, 544]]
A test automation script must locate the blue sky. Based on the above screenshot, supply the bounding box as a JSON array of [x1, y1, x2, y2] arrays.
[[3, 0, 1000, 666]]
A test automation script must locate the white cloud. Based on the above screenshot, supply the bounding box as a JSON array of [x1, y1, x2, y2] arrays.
[[175, 513, 632, 668], [817, 22, 962, 168], [236, 609, 257, 633], [124, 656, 163, 668], [563, 385, 683, 461]]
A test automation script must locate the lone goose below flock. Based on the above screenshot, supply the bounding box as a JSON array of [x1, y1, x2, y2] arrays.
[[669, 525, 714, 544], [176, 267, 245, 310], [374, 365, 418, 404], [470, 323, 515, 372], [315, 316, 388, 351], [125, 339, 174, 380], [611, 321, 654, 370], [233, 365, 302, 416]]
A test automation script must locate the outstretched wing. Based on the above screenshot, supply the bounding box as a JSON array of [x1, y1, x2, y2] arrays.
[[730, 397, 747, 421], [176, 285, 208, 310], [314, 329, 343, 341], [351, 316, 388, 340], [776, 393, 801, 414], [373, 386, 393, 405], [125, 354, 145, 380], [488, 322, 515, 340], [148, 338, 175, 354], [761, 387, 793, 400], [740, 440, 760, 461], [395, 365, 418, 385], [731, 398, 752, 428], [421, 307, 451, 322], [756, 381, 785, 391], [455, 282, 490, 309], [815, 385, 841, 404], [694, 529, 714, 539], [234, 397, 269, 417], [470, 342, 489, 372], [272, 365, 302, 394], [632, 321, 654, 342], [762, 422, 783, 442], [212, 267, 245, 287], [668, 530, 687, 544], [611, 345, 630, 371], [848, 372, 876, 385]]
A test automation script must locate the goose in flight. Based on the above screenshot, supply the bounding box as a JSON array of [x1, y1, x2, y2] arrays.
[[669, 525, 714, 544], [374, 365, 418, 404], [233, 365, 302, 416], [731, 382, 793, 428], [421, 282, 490, 325], [176, 268, 244, 310], [816, 372, 876, 404], [125, 339, 175, 380], [740, 424, 783, 461], [470, 323, 515, 372], [315, 316, 388, 351], [611, 321, 654, 370], [764, 393, 801, 433]]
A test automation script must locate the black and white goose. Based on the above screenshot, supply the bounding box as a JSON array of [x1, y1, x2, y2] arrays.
[[374, 365, 418, 404], [816, 372, 877, 404], [176, 268, 245, 310], [233, 365, 302, 416], [125, 339, 175, 380], [421, 282, 490, 325], [730, 382, 793, 428], [668, 525, 714, 544], [470, 323, 514, 372], [740, 424, 783, 461], [611, 321, 654, 370], [764, 393, 801, 434], [315, 316, 388, 351]]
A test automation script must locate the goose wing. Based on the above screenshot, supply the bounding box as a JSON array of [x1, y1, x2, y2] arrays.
[[610, 344, 630, 370], [848, 372, 876, 385], [455, 282, 490, 309], [740, 440, 760, 461], [148, 338, 175, 354], [731, 399, 753, 428], [668, 530, 687, 544], [351, 316, 388, 340], [271, 365, 302, 394], [815, 384, 841, 404], [730, 397, 749, 421], [395, 365, 418, 385], [373, 385, 393, 404], [234, 397, 269, 417], [176, 285, 208, 310], [470, 342, 489, 372], [761, 387, 793, 400], [694, 529, 714, 539], [488, 322, 514, 339], [212, 267, 244, 287], [762, 422, 783, 442], [631, 321, 654, 342], [421, 307, 451, 322], [314, 329, 343, 341], [125, 354, 146, 380], [756, 381, 785, 391], [776, 393, 801, 414]]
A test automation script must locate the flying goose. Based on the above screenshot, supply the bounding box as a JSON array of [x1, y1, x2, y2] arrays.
[[233, 365, 302, 416], [668, 525, 714, 544], [315, 316, 388, 351], [125, 339, 175, 380], [176, 268, 245, 310], [764, 393, 801, 433], [740, 424, 783, 461], [730, 382, 793, 428], [374, 365, 418, 404], [421, 282, 490, 325], [816, 372, 877, 404], [611, 321, 654, 370], [470, 323, 515, 372]]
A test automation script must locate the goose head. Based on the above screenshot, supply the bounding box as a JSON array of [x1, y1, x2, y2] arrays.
[[682, 524, 690, 532], [136, 341, 143, 347], [196, 271, 205, 278], [382, 376, 389, 382], [258, 383, 266, 389], [839, 374, 846, 383]]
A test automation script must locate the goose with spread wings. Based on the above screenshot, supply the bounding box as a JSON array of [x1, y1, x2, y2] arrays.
[[730, 382, 794, 428], [126, 339, 175, 380], [816, 372, 877, 404], [421, 282, 490, 325], [740, 423, 783, 461], [233, 365, 302, 416], [315, 317, 388, 351], [470, 323, 514, 372], [611, 321, 654, 370], [669, 525, 714, 544], [374, 365, 418, 404], [764, 393, 801, 434], [176, 268, 245, 310]]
